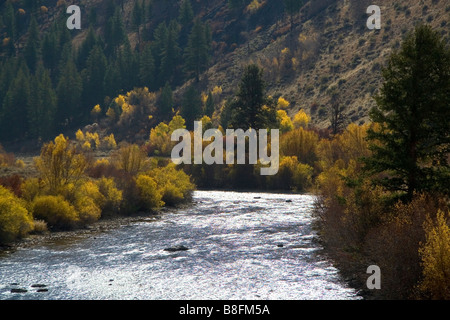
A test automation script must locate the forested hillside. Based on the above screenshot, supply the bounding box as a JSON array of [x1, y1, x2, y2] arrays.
[[1, 0, 448, 150]]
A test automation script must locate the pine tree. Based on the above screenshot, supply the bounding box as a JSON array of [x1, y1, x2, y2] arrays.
[[132, 0, 144, 45], [56, 59, 82, 128], [139, 43, 155, 89], [151, 22, 169, 84], [0, 63, 30, 140], [24, 17, 40, 73], [178, 0, 194, 28], [81, 46, 107, 119], [181, 85, 202, 130], [364, 25, 450, 200], [159, 20, 180, 85], [159, 82, 174, 119], [229, 64, 277, 129], [183, 19, 210, 82], [104, 8, 126, 55], [3, 2, 16, 41], [77, 26, 98, 70], [27, 63, 57, 139], [41, 31, 59, 72]]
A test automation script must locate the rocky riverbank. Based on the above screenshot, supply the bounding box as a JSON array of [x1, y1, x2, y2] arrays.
[[0, 212, 162, 256]]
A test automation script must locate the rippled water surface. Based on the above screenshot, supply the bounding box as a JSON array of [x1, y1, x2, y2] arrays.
[[0, 191, 360, 300]]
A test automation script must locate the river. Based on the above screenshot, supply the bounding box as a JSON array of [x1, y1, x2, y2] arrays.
[[0, 191, 360, 300]]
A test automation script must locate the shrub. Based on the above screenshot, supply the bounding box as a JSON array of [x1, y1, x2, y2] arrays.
[[266, 156, 313, 192], [0, 174, 23, 197], [136, 174, 164, 210], [363, 193, 447, 299], [0, 186, 33, 243], [292, 109, 311, 128], [280, 127, 318, 165], [0, 144, 15, 167], [31, 220, 48, 234], [419, 209, 450, 299], [111, 143, 148, 175], [73, 180, 103, 224], [96, 177, 123, 215], [34, 134, 87, 193], [148, 163, 195, 206], [277, 110, 294, 134], [21, 178, 45, 203], [32, 195, 79, 230]]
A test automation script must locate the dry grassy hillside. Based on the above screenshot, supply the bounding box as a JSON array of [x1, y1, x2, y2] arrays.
[[185, 0, 450, 129]]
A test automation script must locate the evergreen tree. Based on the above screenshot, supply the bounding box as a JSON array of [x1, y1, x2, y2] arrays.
[[77, 26, 98, 70], [364, 25, 450, 200], [181, 85, 202, 130], [81, 46, 107, 119], [24, 17, 40, 73], [3, 2, 16, 41], [41, 31, 59, 72], [139, 43, 155, 89], [117, 42, 140, 92], [183, 19, 210, 82], [151, 22, 169, 83], [0, 64, 30, 140], [178, 0, 194, 28], [159, 81, 174, 119], [104, 8, 126, 55], [27, 63, 57, 139], [104, 57, 122, 99], [159, 20, 181, 85], [56, 59, 82, 128], [229, 64, 277, 129], [132, 0, 144, 45]]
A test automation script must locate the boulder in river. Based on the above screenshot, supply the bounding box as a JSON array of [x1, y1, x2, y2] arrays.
[[11, 288, 28, 293], [164, 245, 189, 252]]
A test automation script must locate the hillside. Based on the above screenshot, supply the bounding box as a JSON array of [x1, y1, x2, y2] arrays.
[[0, 0, 449, 147]]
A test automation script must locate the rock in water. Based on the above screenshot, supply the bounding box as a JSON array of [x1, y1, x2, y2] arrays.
[[11, 288, 27, 293], [164, 245, 189, 252]]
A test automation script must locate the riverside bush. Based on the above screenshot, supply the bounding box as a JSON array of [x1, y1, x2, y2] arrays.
[[419, 209, 450, 299], [73, 180, 103, 224], [265, 156, 313, 192], [136, 174, 164, 210], [96, 177, 123, 215], [32, 195, 79, 230], [148, 163, 195, 206], [34, 134, 87, 194], [0, 186, 33, 243]]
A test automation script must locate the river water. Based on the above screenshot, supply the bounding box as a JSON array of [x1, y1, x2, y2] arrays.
[[0, 191, 360, 300]]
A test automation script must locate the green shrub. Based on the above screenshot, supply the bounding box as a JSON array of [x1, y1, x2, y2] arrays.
[[0, 186, 33, 243]]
